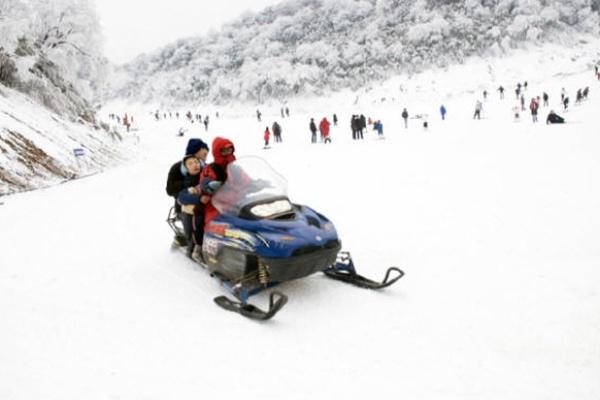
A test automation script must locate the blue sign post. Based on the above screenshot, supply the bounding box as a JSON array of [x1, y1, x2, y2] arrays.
[[73, 148, 85, 174], [73, 148, 85, 157]]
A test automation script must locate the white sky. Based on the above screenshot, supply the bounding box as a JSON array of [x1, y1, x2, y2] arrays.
[[94, 0, 283, 64]]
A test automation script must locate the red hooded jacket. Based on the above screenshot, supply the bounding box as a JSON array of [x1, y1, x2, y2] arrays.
[[319, 118, 330, 137], [200, 137, 236, 228]]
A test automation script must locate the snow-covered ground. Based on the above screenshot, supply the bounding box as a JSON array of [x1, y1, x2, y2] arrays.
[[1, 43, 600, 399]]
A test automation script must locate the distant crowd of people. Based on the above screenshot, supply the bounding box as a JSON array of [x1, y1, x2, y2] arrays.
[[397, 65, 597, 129], [153, 109, 217, 131], [108, 113, 133, 132], [114, 64, 599, 150]]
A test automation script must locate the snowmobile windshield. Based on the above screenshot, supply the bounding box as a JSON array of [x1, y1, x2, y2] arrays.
[[212, 157, 290, 218]]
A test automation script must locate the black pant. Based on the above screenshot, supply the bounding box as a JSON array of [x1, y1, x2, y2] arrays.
[[181, 210, 205, 255], [181, 213, 194, 255], [173, 199, 181, 214]]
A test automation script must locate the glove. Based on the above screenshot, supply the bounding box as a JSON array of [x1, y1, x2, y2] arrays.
[[205, 180, 222, 194]]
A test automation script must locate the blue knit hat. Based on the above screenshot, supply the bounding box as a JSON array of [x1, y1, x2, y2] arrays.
[[185, 138, 209, 155]]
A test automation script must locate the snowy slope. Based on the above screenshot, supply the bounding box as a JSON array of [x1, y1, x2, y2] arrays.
[[0, 85, 135, 195], [1, 44, 600, 399]]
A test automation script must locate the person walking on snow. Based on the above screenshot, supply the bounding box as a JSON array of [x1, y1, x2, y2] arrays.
[[529, 98, 539, 123], [373, 120, 384, 137], [123, 114, 130, 132], [358, 114, 366, 139], [319, 117, 331, 144], [309, 118, 317, 143], [440, 104, 447, 120], [272, 121, 282, 143], [263, 127, 270, 147], [351, 115, 359, 140], [473, 100, 482, 119], [401, 108, 409, 128]]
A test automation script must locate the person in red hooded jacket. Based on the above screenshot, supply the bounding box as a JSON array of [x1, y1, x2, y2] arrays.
[[198, 137, 237, 229], [319, 117, 331, 144]]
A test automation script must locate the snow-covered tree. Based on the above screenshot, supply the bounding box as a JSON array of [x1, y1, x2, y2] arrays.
[[1, 0, 107, 102], [27, 0, 107, 99], [109, 0, 600, 105]]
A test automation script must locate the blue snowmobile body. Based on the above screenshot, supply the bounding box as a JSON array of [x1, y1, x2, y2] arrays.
[[167, 157, 403, 320], [203, 200, 341, 302]]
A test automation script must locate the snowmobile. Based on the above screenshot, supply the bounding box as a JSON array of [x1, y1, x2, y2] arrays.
[[167, 157, 404, 320]]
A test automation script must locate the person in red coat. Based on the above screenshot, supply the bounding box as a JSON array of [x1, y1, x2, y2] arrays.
[[198, 137, 236, 229], [529, 98, 539, 123], [319, 117, 331, 144], [263, 126, 270, 147]]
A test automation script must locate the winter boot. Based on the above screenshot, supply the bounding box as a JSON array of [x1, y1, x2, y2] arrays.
[[191, 244, 205, 264], [173, 234, 187, 247]]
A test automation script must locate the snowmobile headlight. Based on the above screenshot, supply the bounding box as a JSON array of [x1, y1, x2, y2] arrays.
[[323, 222, 334, 231], [250, 199, 292, 218]]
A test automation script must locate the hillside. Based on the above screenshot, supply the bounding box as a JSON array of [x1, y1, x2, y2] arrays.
[[0, 45, 130, 196], [0, 84, 130, 196], [0, 0, 128, 195], [111, 0, 600, 105]]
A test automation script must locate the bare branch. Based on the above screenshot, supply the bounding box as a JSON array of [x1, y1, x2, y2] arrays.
[[65, 41, 90, 57]]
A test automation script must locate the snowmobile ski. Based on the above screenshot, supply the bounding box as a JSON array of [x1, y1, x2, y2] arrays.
[[324, 251, 404, 289], [213, 291, 288, 321]]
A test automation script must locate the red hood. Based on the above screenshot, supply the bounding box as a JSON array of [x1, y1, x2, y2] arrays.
[[212, 137, 236, 167]]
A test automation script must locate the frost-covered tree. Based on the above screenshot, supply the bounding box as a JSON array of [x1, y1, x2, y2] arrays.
[[27, 0, 107, 99], [110, 0, 600, 105], [0, 0, 29, 51], [1, 0, 107, 101]]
